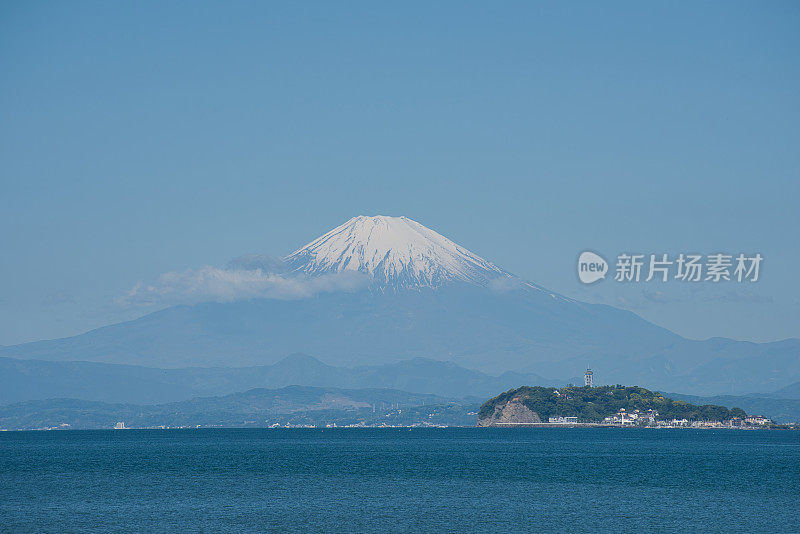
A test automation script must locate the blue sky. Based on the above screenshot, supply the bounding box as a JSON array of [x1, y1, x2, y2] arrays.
[[1, 1, 798, 345]]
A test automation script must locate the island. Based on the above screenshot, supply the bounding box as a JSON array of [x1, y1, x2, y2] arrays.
[[477, 385, 774, 428]]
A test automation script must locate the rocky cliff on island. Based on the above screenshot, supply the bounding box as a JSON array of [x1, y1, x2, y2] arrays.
[[477, 395, 542, 426]]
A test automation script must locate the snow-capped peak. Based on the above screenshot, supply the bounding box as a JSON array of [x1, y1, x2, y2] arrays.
[[284, 215, 511, 289]]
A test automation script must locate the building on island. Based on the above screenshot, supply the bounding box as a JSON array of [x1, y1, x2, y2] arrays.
[[603, 408, 637, 426], [584, 367, 593, 387], [548, 416, 579, 424], [745, 415, 772, 426], [113, 421, 127, 429]]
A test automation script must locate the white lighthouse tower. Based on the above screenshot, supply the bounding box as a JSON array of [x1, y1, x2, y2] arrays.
[[584, 367, 593, 387]]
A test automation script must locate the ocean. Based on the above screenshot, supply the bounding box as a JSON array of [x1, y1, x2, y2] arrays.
[[1, 428, 798, 532]]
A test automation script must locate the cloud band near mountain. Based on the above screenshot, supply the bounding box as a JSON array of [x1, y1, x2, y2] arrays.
[[117, 256, 368, 307]]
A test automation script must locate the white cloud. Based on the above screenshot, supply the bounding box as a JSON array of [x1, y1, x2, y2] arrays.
[[117, 265, 368, 308]]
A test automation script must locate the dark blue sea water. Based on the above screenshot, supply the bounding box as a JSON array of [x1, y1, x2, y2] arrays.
[[1, 428, 798, 532]]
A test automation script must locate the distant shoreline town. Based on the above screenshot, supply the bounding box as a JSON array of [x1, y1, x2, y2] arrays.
[[486, 410, 774, 429]]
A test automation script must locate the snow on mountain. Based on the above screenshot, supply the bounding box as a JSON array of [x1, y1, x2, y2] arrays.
[[284, 215, 512, 289]]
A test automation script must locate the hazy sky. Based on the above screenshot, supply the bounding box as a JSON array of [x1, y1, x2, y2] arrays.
[[1, 1, 798, 345]]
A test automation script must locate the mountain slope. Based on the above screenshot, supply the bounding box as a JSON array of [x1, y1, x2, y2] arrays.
[[0, 286, 678, 370], [771, 381, 800, 399], [3, 287, 794, 395]]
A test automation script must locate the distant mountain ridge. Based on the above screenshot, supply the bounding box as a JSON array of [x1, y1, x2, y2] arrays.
[[0, 353, 554, 405], [0, 385, 475, 431]]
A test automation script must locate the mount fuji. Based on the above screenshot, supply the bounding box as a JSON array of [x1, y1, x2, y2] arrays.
[[285, 215, 515, 290], [2, 215, 798, 396]]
